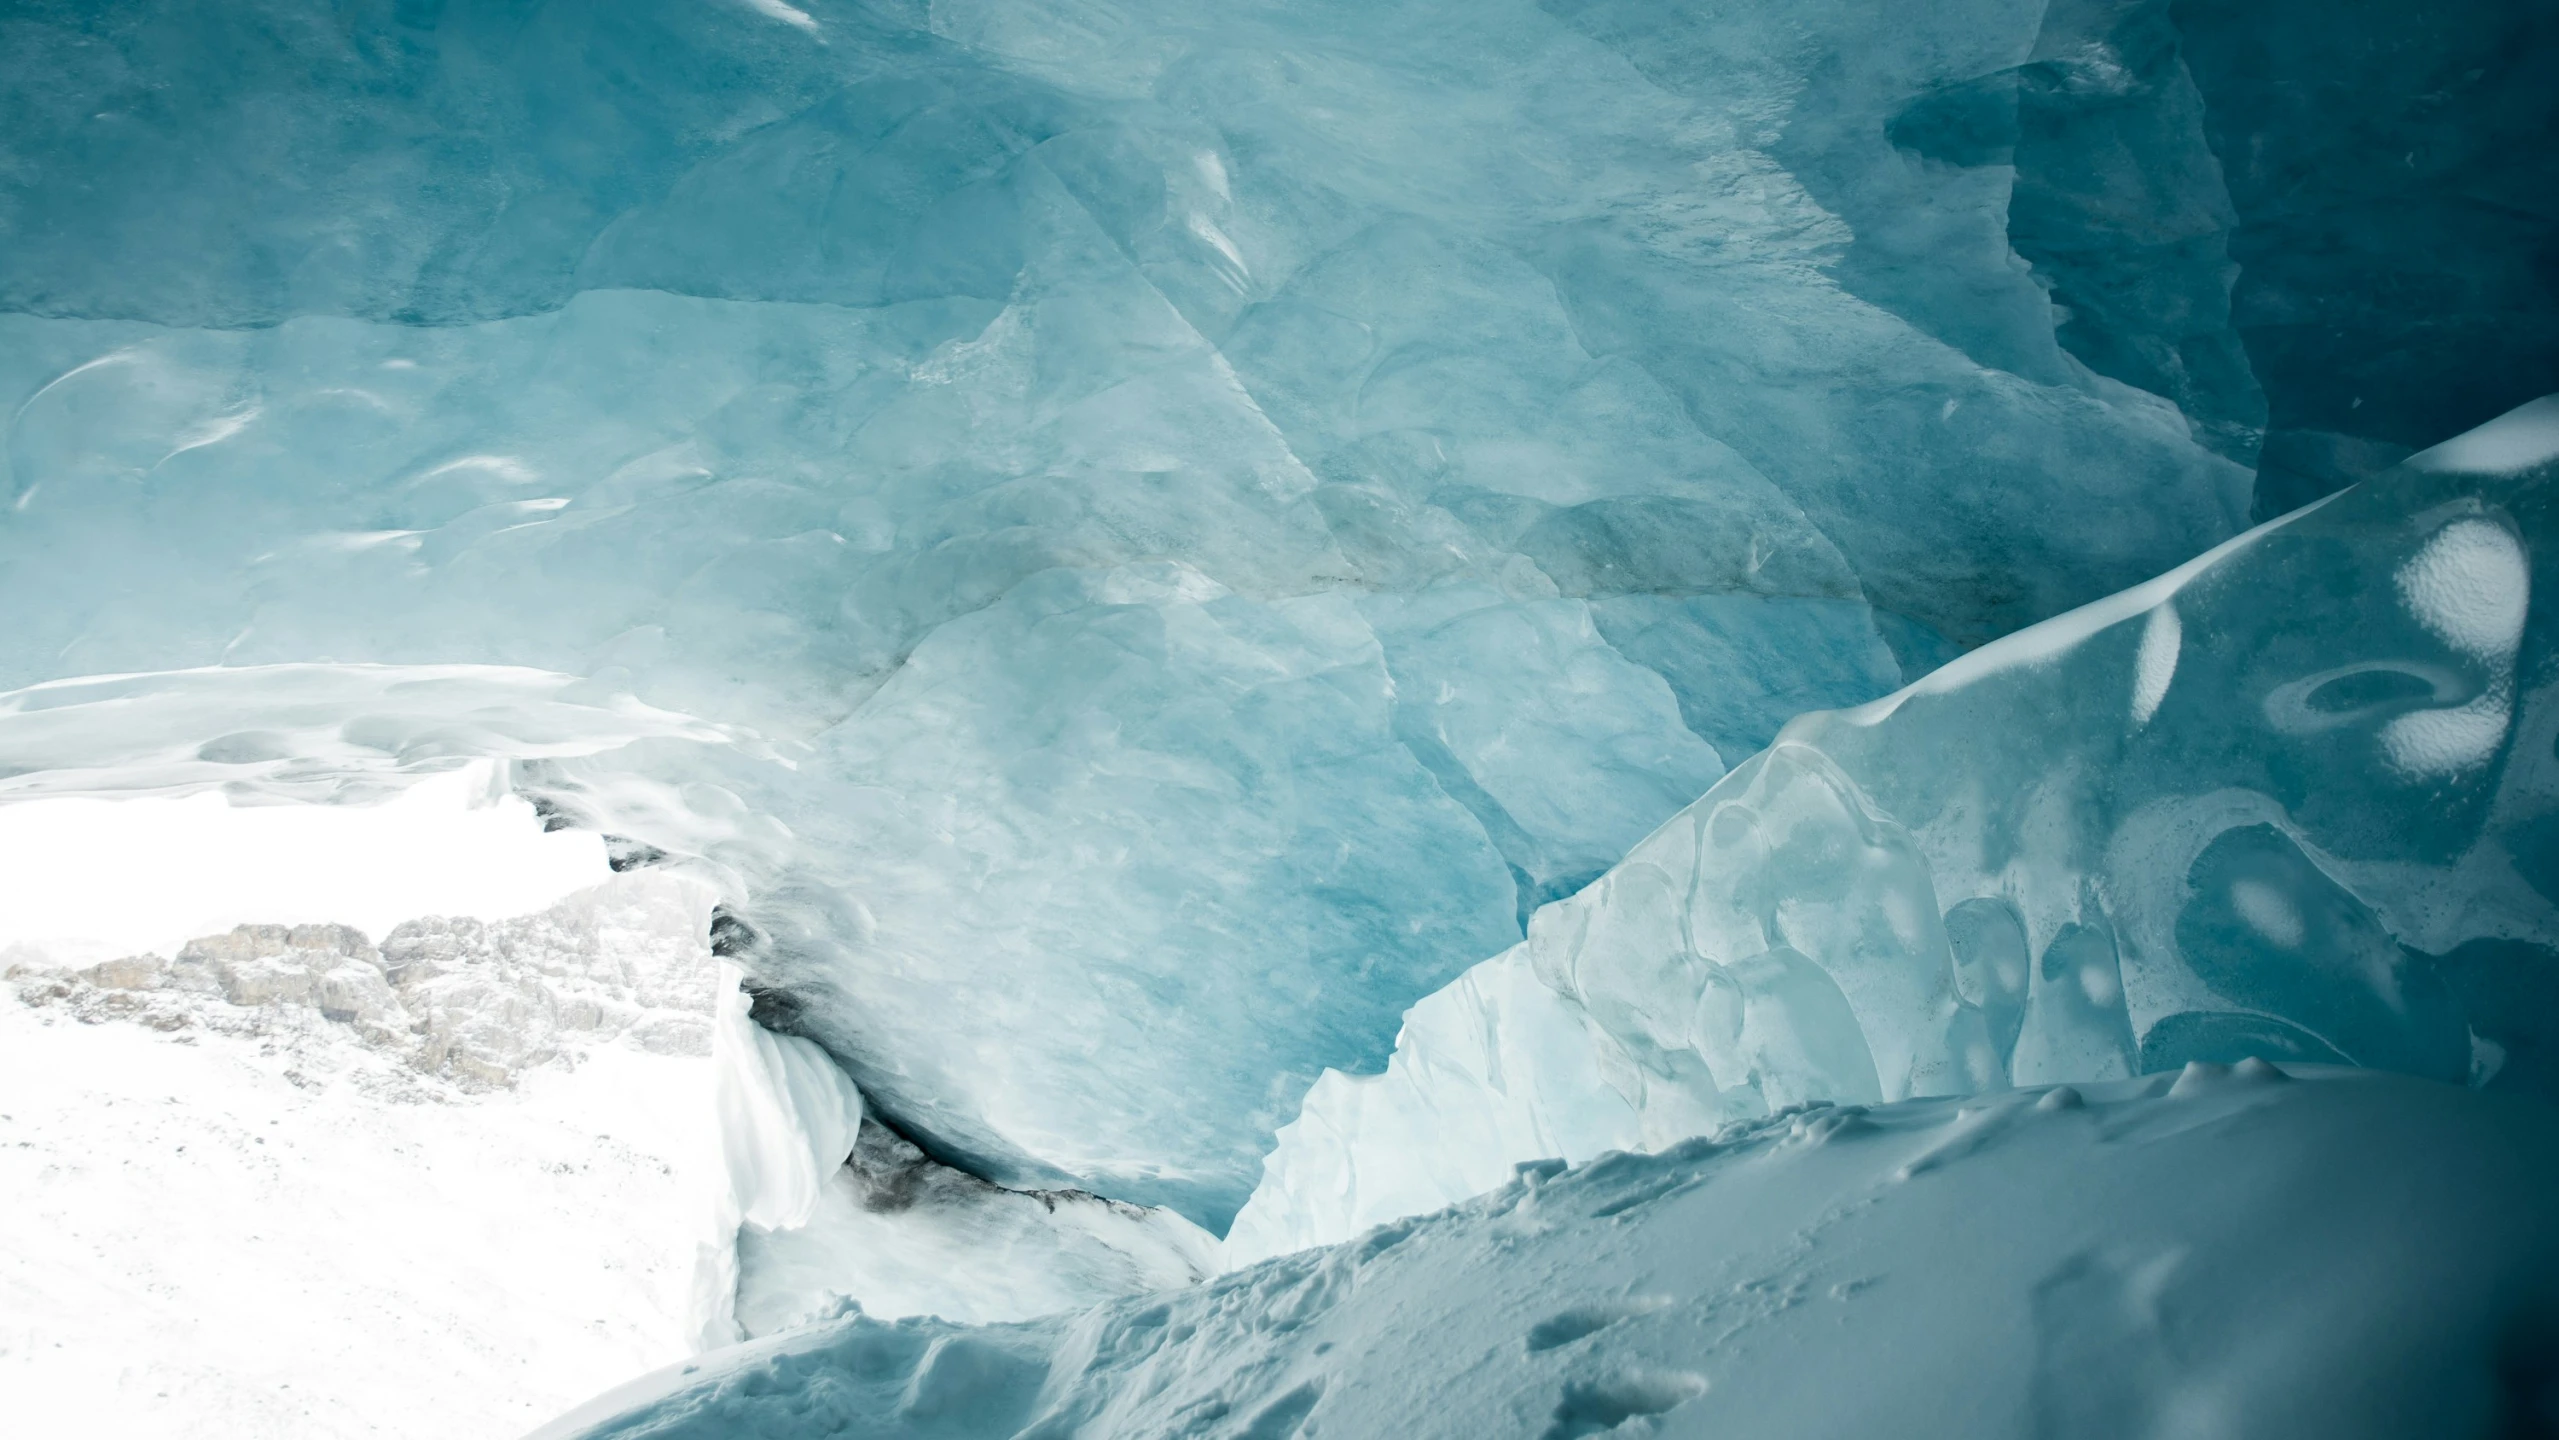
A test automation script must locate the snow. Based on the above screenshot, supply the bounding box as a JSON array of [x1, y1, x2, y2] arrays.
[[2396, 519, 2531, 663], [537, 1069, 2559, 1440], [0, 763, 612, 961], [2129, 604, 2180, 728], [0, 968, 714, 1440], [2407, 394, 2559, 479], [4, 859, 1225, 1416], [734, 1122, 1218, 1336]]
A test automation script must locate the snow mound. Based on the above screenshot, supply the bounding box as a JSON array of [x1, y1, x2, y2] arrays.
[[536, 1070, 2559, 1440]]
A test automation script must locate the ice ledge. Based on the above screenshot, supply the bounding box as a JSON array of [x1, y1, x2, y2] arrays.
[[1228, 394, 2559, 1265]]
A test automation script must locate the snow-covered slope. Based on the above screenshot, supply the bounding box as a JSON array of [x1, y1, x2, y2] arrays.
[[0, 903, 718, 1440], [3, 862, 1246, 1434], [536, 1067, 2559, 1440]]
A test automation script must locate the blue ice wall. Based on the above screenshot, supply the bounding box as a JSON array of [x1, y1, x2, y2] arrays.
[[0, 0, 2545, 1224], [2174, 0, 2559, 515]]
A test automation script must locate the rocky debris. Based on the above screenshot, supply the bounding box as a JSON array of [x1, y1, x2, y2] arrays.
[[82, 954, 166, 991], [4, 871, 717, 1091]]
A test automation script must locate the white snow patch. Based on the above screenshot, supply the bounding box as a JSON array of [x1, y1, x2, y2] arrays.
[[2406, 393, 2559, 476], [2381, 689, 2515, 778], [0, 762, 609, 960], [0, 988, 713, 1440], [537, 1073, 2559, 1440], [2130, 603, 2180, 728], [2228, 878, 2305, 949], [2395, 518, 2529, 663], [736, 0, 820, 35]]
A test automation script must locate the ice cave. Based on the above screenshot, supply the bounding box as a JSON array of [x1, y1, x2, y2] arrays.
[[1, 0, 2554, 1435]]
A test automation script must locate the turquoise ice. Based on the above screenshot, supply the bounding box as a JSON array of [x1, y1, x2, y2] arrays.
[[2, 0, 2549, 1231]]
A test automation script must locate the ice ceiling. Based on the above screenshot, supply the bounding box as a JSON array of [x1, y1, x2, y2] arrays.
[[1, 0, 2552, 1229]]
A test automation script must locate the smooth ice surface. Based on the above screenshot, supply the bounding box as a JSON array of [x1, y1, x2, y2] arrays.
[[0, 0, 2318, 1225], [1230, 398, 2559, 1263], [698, 963, 868, 1346], [538, 1070, 2559, 1440], [713, 967, 866, 1237], [2175, 1, 2559, 514]]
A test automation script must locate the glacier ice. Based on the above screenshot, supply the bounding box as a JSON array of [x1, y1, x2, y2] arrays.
[[704, 952, 1218, 1345], [2171, 0, 2559, 514], [3, 0, 2554, 1431], [537, 1070, 2559, 1440], [735, 1120, 1218, 1336], [698, 961, 867, 1346], [0, 0, 2550, 1232], [1229, 398, 2559, 1263], [0, 0, 2289, 1226]]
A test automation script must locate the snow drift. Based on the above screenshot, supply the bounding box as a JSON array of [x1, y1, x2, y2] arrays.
[[536, 1068, 2559, 1440]]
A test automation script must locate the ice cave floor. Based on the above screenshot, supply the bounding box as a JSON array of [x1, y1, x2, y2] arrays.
[[542, 1065, 2559, 1440]]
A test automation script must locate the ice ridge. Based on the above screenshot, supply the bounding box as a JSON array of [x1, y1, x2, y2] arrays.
[[1229, 395, 2559, 1263]]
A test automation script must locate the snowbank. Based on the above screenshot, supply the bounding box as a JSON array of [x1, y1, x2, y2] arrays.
[[536, 1069, 2559, 1440]]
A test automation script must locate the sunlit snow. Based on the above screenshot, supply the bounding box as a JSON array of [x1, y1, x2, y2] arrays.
[[0, 763, 608, 962]]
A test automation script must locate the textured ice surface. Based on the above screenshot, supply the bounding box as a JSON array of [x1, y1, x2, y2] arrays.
[[701, 958, 1220, 1346], [1229, 399, 2559, 1263], [1, 0, 2545, 1225], [538, 1071, 2559, 1440], [698, 962, 868, 1346]]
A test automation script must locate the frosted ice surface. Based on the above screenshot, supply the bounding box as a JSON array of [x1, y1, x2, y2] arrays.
[[540, 1072, 2559, 1440], [1231, 399, 2558, 1262]]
